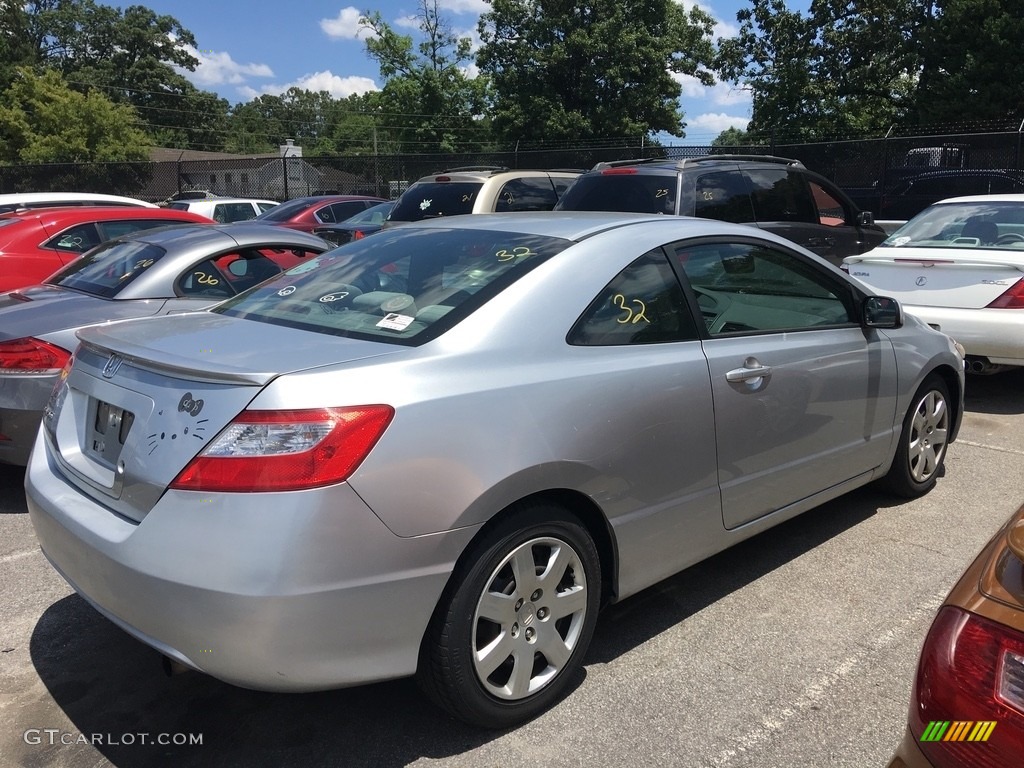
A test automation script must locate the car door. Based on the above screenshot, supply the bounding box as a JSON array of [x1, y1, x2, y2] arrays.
[[567, 247, 718, 593], [745, 168, 856, 265], [670, 238, 897, 530]]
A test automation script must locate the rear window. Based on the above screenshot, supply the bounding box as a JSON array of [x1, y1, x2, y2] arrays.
[[388, 182, 482, 222], [214, 226, 570, 345], [255, 199, 315, 222], [554, 173, 676, 214], [47, 241, 167, 297]]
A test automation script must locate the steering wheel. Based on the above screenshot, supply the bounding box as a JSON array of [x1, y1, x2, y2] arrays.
[[995, 232, 1024, 244]]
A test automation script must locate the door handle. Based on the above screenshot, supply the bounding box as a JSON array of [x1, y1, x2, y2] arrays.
[[726, 360, 773, 383]]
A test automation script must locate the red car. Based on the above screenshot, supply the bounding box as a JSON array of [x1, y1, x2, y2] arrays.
[[252, 195, 386, 233], [0, 206, 212, 293], [887, 501, 1024, 767]]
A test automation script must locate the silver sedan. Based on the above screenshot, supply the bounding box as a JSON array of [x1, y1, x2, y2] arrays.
[[26, 213, 965, 728], [0, 223, 329, 465]]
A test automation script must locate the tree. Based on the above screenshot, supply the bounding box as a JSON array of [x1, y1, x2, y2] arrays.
[[712, 127, 753, 147], [914, 0, 1024, 125], [476, 0, 717, 146], [14, 0, 230, 150], [717, 0, 925, 141], [0, 67, 149, 163], [0, 1, 38, 91], [360, 0, 490, 153]]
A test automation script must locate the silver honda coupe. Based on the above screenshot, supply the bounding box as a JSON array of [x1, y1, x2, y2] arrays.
[[26, 212, 965, 728]]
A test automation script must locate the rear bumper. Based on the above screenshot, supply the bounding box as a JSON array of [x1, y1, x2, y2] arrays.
[[0, 374, 55, 466], [26, 434, 478, 691], [903, 305, 1024, 366], [886, 727, 933, 767]]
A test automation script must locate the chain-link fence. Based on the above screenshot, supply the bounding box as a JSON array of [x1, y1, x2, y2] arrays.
[[2, 129, 1023, 208]]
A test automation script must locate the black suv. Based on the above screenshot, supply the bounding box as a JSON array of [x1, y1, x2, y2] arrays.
[[555, 155, 885, 265]]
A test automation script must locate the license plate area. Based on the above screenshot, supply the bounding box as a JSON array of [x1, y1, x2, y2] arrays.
[[86, 399, 135, 468]]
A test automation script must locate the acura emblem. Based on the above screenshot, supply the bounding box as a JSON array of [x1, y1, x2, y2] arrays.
[[102, 353, 124, 378], [915, 276, 928, 286]]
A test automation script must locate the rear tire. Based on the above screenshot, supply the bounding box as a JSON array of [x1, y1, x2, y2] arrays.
[[417, 503, 601, 728], [881, 374, 951, 498]]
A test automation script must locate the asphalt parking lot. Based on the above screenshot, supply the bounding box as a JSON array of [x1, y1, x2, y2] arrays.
[[3, 369, 1024, 768]]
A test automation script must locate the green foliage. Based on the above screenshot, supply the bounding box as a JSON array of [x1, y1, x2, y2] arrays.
[[0, 67, 150, 163], [915, 0, 1024, 124], [477, 0, 717, 145], [360, 0, 490, 153], [711, 127, 753, 147], [14, 0, 230, 150]]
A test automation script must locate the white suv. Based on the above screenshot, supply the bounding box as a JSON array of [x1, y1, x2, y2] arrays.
[[166, 197, 278, 222], [386, 167, 580, 224]]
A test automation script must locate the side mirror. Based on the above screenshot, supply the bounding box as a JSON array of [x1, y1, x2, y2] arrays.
[[863, 296, 903, 329], [858, 210, 875, 226]]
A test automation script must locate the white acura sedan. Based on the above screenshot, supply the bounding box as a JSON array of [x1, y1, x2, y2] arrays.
[[843, 194, 1024, 373]]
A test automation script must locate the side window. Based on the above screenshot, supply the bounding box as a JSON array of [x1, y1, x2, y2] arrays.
[[694, 171, 754, 223], [494, 178, 558, 212], [178, 256, 236, 298], [327, 201, 369, 222], [257, 202, 276, 214], [671, 242, 853, 335], [47, 224, 102, 252], [569, 249, 697, 346], [214, 203, 258, 223], [177, 249, 284, 296], [745, 169, 816, 223], [551, 176, 576, 198], [809, 181, 848, 227]]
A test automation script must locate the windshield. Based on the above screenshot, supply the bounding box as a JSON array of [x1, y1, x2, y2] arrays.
[[880, 201, 1024, 250], [254, 198, 316, 222], [47, 240, 167, 297], [214, 226, 569, 345], [388, 182, 482, 222]]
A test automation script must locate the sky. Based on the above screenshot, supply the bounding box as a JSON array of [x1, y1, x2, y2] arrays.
[[115, 1, 754, 145]]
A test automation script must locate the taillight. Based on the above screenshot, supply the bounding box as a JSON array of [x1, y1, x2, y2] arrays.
[[601, 168, 638, 175], [0, 338, 71, 374], [986, 278, 1024, 309], [910, 605, 1024, 768], [353, 229, 365, 240], [169, 406, 394, 492]]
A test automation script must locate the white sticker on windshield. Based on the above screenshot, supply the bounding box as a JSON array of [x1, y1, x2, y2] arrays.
[[891, 236, 911, 247], [376, 313, 415, 331]]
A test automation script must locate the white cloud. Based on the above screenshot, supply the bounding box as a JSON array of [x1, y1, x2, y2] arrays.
[[395, 15, 420, 30], [438, 0, 488, 12], [672, 73, 710, 99], [320, 7, 374, 40], [239, 71, 379, 100], [179, 45, 274, 87], [679, 1, 739, 39], [684, 112, 750, 138], [708, 81, 751, 107]]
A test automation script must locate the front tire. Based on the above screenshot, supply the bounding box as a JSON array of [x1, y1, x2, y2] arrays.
[[881, 374, 951, 498], [418, 503, 601, 728]]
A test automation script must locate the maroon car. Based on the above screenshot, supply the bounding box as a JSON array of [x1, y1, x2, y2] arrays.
[[0, 206, 212, 293], [252, 195, 386, 233]]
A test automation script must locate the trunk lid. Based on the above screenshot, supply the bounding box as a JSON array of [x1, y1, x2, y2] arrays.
[[44, 312, 402, 521], [845, 247, 1024, 309], [0, 286, 168, 342]]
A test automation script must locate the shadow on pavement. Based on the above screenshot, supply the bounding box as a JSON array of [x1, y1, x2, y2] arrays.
[[26, 487, 887, 767], [964, 367, 1024, 416], [0, 463, 26, 513]]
